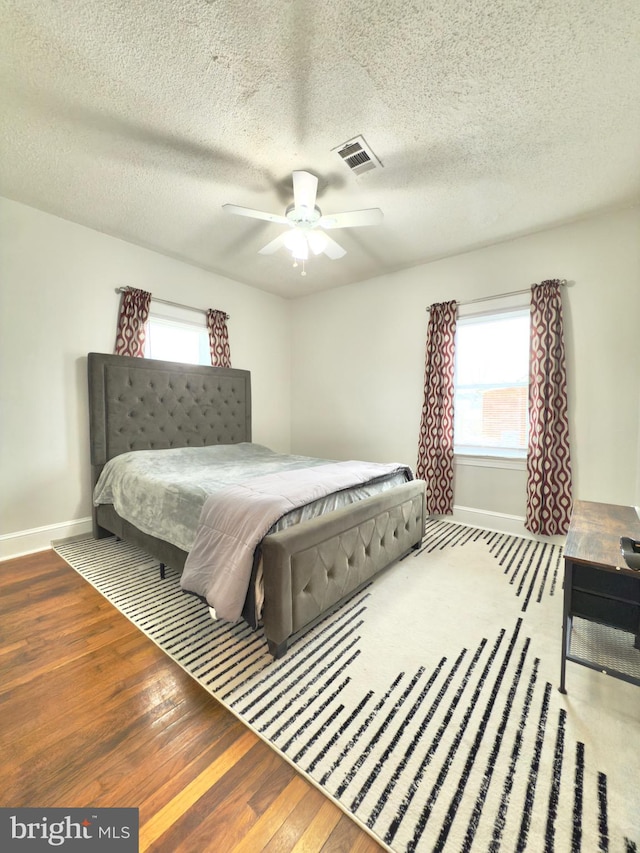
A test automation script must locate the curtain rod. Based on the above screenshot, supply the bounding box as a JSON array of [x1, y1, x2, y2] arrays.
[[425, 279, 568, 311], [115, 287, 230, 319]]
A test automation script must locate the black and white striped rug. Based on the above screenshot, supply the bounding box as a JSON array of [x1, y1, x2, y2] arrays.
[[55, 521, 640, 852]]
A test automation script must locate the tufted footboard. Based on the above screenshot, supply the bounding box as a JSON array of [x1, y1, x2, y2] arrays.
[[260, 479, 426, 658]]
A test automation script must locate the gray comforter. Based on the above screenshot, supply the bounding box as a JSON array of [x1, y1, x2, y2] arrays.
[[93, 442, 409, 553], [181, 459, 412, 621]]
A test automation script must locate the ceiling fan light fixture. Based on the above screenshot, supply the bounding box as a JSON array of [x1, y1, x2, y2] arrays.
[[307, 231, 328, 255], [284, 228, 309, 260]]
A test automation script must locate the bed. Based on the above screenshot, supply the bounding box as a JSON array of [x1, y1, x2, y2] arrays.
[[88, 352, 426, 658]]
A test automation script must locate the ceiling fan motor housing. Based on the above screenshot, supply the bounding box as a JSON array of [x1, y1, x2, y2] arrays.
[[285, 203, 322, 228]]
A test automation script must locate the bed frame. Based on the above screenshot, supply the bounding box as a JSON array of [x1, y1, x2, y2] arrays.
[[88, 352, 426, 658]]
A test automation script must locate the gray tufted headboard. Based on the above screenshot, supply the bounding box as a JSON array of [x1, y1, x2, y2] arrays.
[[88, 352, 251, 480]]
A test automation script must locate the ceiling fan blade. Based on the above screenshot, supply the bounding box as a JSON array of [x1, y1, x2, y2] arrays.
[[258, 232, 290, 255], [223, 203, 288, 225], [322, 234, 347, 259], [318, 208, 383, 229], [292, 171, 318, 215]]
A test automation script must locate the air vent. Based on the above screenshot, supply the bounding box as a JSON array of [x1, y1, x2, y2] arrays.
[[334, 135, 382, 176]]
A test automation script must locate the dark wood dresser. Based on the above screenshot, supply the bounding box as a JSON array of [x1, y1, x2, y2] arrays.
[[560, 500, 640, 693]]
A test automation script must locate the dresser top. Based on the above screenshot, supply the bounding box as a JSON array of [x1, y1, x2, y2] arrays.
[[564, 500, 640, 573]]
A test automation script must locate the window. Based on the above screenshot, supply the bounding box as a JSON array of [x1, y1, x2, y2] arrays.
[[454, 309, 530, 458], [144, 315, 210, 365]]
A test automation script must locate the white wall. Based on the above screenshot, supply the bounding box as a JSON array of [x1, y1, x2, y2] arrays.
[[2, 200, 638, 558], [0, 197, 292, 557], [290, 206, 640, 535]]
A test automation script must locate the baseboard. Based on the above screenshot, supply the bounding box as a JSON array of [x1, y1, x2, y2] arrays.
[[0, 517, 93, 561], [0, 504, 566, 562], [446, 505, 566, 546]]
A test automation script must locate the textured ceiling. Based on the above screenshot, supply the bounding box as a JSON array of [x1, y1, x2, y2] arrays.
[[1, 0, 639, 298]]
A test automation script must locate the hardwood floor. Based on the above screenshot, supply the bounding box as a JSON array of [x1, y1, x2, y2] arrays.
[[0, 549, 383, 852]]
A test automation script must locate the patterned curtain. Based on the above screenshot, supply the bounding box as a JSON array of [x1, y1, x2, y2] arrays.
[[525, 280, 572, 535], [206, 309, 232, 368], [114, 288, 151, 357], [416, 300, 458, 515]]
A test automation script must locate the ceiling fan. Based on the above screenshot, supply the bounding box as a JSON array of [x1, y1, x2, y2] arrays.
[[222, 170, 383, 273]]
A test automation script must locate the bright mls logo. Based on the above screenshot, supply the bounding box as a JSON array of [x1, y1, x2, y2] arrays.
[[0, 808, 138, 851]]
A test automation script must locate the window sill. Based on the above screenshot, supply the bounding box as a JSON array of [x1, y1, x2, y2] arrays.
[[454, 453, 526, 471]]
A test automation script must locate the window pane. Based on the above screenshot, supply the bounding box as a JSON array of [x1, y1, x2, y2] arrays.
[[456, 315, 529, 385], [145, 317, 210, 365], [454, 311, 530, 454], [455, 386, 528, 449]]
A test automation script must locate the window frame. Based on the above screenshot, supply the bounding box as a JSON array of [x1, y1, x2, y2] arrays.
[[144, 310, 211, 366], [453, 304, 531, 464]]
